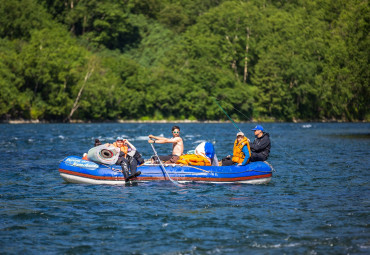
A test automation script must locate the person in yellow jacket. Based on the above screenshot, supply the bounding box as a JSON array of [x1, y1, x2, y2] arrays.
[[221, 132, 251, 166]]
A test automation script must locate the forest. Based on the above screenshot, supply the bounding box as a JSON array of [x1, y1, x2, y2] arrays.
[[0, 0, 368, 122]]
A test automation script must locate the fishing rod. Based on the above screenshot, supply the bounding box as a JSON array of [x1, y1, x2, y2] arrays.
[[213, 97, 252, 158], [214, 98, 243, 133], [150, 142, 183, 187]]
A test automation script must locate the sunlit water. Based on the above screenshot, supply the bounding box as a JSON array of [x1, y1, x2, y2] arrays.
[[0, 123, 369, 254]]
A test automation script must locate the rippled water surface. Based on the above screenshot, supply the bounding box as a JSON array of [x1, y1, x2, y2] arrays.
[[0, 123, 369, 254]]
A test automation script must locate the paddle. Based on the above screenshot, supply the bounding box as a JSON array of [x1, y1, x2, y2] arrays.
[[149, 142, 183, 187]]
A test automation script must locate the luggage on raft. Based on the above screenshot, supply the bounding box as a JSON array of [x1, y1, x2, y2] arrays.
[[87, 144, 120, 165], [176, 142, 218, 166], [177, 154, 211, 166]]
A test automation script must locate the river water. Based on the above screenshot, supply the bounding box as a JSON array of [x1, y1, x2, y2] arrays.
[[0, 122, 369, 254]]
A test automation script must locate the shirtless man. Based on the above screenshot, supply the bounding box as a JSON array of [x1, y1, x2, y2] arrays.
[[148, 126, 184, 163]]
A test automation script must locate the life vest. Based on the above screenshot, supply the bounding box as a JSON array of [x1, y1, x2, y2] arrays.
[[176, 154, 212, 166], [232, 137, 251, 163], [112, 142, 128, 157]]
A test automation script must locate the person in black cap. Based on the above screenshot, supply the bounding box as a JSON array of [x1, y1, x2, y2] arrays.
[[249, 125, 271, 162]]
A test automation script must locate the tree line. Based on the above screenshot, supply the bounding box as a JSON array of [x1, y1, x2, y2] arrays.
[[0, 0, 368, 122]]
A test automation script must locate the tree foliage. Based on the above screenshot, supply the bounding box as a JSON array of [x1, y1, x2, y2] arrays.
[[0, 0, 368, 122]]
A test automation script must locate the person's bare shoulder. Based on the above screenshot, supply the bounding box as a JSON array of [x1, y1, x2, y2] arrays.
[[173, 137, 183, 142]]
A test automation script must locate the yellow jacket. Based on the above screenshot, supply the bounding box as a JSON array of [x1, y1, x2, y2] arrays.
[[232, 137, 250, 163]]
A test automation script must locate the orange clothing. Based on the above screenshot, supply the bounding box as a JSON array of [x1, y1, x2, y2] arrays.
[[176, 154, 211, 166], [113, 142, 128, 157], [232, 137, 250, 163]]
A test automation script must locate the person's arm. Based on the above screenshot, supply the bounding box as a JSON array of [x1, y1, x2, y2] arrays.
[[148, 134, 166, 140], [148, 135, 173, 144], [156, 137, 180, 144], [148, 134, 169, 143], [124, 139, 136, 150], [249, 136, 269, 152], [151, 139, 169, 144], [238, 146, 250, 165], [148, 134, 163, 143]]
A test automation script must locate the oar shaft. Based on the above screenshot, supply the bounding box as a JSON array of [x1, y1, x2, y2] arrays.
[[150, 143, 182, 187]]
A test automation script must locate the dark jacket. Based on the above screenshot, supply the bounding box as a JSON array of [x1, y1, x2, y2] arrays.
[[250, 132, 271, 159]]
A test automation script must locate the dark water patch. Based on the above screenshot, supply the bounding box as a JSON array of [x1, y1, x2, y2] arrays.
[[64, 245, 94, 254], [1, 225, 28, 231], [329, 133, 370, 139]]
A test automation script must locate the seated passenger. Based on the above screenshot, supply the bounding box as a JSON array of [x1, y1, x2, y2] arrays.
[[94, 138, 102, 147], [249, 125, 271, 162], [113, 137, 141, 182], [221, 132, 250, 166]]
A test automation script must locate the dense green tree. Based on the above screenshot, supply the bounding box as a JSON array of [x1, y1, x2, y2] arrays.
[[41, 0, 141, 51], [0, 0, 368, 122], [0, 39, 27, 118], [20, 27, 90, 119], [0, 0, 52, 39], [324, 0, 369, 120]]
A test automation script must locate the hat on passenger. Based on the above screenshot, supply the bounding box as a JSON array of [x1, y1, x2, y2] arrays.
[[116, 136, 123, 141], [236, 132, 244, 137], [251, 125, 264, 131]]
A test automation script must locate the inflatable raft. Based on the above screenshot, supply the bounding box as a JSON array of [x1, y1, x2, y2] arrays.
[[58, 156, 273, 185]]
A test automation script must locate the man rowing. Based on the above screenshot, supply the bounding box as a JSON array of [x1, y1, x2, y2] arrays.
[[148, 125, 184, 164]]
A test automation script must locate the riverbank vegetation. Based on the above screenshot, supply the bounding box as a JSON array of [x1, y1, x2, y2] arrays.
[[0, 0, 368, 122]]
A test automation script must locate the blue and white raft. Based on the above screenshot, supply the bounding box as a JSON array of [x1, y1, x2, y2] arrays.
[[58, 156, 273, 185]]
